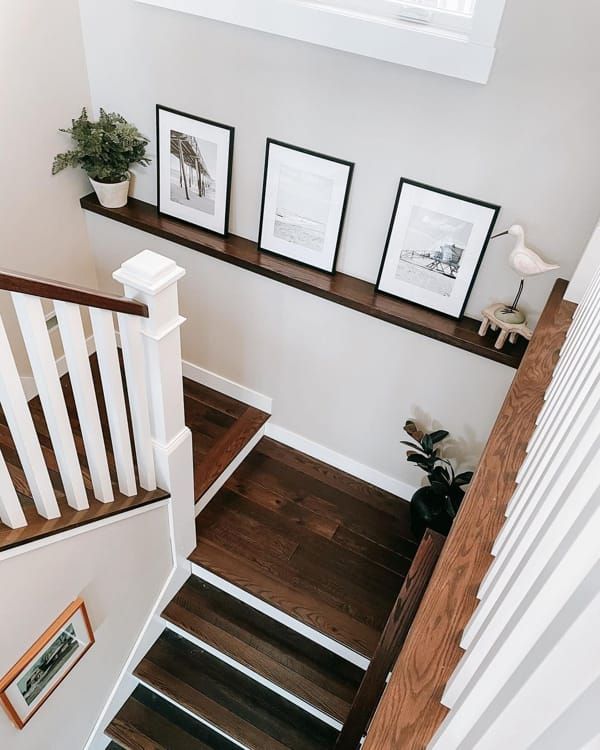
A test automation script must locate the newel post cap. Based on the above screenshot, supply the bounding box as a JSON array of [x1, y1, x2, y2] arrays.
[[113, 250, 185, 296]]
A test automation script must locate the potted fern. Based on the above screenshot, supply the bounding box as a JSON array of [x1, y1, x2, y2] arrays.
[[402, 419, 473, 540], [52, 108, 150, 208]]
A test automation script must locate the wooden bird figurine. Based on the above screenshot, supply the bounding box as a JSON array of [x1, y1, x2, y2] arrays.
[[492, 224, 559, 316]]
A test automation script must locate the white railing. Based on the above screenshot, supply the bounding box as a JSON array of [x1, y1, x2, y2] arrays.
[[0, 251, 195, 560], [429, 263, 600, 748]]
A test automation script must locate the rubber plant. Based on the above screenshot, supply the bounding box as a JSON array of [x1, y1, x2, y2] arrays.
[[402, 419, 473, 540]]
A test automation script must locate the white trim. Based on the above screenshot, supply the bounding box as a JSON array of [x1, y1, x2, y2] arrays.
[[163, 620, 344, 730], [196, 424, 266, 514], [182, 359, 272, 413], [0, 498, 170, 563], [191, 562, 370, 669], [265, 422, 417, 500], [135, 0, 503, 83], [20, 333, 96, 401], [136, 677, 250, 750]]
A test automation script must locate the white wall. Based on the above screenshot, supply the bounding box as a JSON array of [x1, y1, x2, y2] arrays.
[[78, 0, 600, 488], [0, 506, 172, 750], [567, 220, 600, 303], [0, 0, 98, 373]]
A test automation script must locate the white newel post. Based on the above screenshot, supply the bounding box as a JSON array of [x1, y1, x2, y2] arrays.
[[113, 250, 196, 560]]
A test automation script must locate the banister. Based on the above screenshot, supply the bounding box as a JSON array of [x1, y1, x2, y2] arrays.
[[336, 529, 445, 750], [362, 278, 575, 750], [0, 268, 148, 317]]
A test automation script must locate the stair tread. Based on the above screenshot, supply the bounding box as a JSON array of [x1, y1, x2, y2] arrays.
[[162, 577, 364, 722], [107, 685, 237, 750], [135, 630, 339, 750]]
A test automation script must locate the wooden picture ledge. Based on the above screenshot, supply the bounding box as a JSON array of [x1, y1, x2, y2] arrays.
[[82, 193, 528, 368]]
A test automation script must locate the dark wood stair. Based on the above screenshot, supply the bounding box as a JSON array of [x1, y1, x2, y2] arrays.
[[190, 437, 417, 658], [162, 577, 364, 723], [107, 684, 239, 750], [134, 629, 339, 750]]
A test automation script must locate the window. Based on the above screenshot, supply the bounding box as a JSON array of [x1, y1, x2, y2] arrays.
[[137, 0, 506, 83]]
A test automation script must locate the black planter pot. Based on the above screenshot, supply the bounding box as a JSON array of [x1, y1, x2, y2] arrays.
[[410, 485, 464, 541]]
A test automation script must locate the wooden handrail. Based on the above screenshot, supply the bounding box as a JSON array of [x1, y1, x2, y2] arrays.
[[0, 268, 148, 317], [336, 529, 445, 750], [362, 278, 575, 750]]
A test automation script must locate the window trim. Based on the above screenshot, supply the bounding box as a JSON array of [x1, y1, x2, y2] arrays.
[[136, 0, 506, 83]]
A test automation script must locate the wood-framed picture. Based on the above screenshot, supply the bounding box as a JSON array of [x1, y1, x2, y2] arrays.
[[0, 599, 94, 729], [258, 139, 354, 273], [156, 104, 234, 236], [376, 179, 500, 318]]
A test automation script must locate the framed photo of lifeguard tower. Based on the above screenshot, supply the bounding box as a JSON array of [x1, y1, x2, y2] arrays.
[[376, 179, 500, 318]]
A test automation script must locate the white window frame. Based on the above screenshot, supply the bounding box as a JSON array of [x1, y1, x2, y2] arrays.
[[136, 0, 506, 83]]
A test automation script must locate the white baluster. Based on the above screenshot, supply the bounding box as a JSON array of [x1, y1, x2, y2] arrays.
[[54, 301, 113, 502], [117, 312, 156, 491], [12, 294, 88, 511], [90, 308, 136, 496], [114, 250, 195, 559], [0, 449, 26, 528], [0, 312, 59, 519]]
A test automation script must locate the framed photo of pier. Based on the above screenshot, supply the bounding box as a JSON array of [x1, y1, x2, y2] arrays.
[[156, 105, 234, 235], [258, 139, 353, 273], [0, 599, 94, 729], [376, 179, 500, 318]]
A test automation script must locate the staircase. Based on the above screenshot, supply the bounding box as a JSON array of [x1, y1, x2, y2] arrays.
[[103, 386, 443, 750], [0, 251, 442, 749]]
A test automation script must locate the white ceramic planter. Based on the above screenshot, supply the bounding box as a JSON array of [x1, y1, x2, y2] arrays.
[[89, 174, 130, 208]]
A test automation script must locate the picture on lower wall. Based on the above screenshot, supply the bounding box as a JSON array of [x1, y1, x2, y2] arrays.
[[0, 599, 94, 729], [376, 179, 500, 318], [156, 105, 234, 235], [258, 139, 354, 273]]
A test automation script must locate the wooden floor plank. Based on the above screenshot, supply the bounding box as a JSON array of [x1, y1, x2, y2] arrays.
[[162, 577, 364, 723], [107, 685, 239, 750], [135, 630, 338, 750], [193, 437, 416, 657]]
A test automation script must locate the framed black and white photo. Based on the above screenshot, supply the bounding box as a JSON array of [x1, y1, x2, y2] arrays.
[[258, 139, 353, 273], [377, 179, 500, 318], [156, 105, 234, 235], [0, 599, 94, 729]]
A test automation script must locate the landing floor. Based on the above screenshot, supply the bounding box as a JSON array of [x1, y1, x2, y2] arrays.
[[191, 438, 418, 658]]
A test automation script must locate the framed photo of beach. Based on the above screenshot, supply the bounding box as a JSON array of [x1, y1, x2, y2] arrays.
[[258, 139, 354, 273], [0, 599, 94, 728], [376, 179, 500, 318], [156, 105, 234, 235]]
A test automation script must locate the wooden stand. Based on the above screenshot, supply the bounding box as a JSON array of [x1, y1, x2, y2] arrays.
[[479, 304, 532, 351]]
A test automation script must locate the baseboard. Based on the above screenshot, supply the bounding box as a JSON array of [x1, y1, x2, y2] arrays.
[[264, 423, 418, 500], [21, 334, 96, 401], [182, 359, 272, 413]]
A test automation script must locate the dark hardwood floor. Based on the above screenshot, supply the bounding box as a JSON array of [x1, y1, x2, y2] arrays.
[[162, 577, 364, 723], [108, 684, 239, 750], [190, 437, 417, 658], [183, 378, 269, 500], [135, 630, 339, 750]]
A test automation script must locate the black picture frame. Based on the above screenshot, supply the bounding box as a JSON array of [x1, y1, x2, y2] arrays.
[[258, 138, 354, 274], [156, 104, 234, 236], [376, 178, 500, 319]]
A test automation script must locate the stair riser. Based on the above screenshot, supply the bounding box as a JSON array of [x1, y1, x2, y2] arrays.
[[191, 563, 370, 670], [162, 619, 344, 730]]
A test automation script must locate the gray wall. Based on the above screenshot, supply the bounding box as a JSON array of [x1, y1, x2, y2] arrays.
[[78, 0, 600, 489]]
